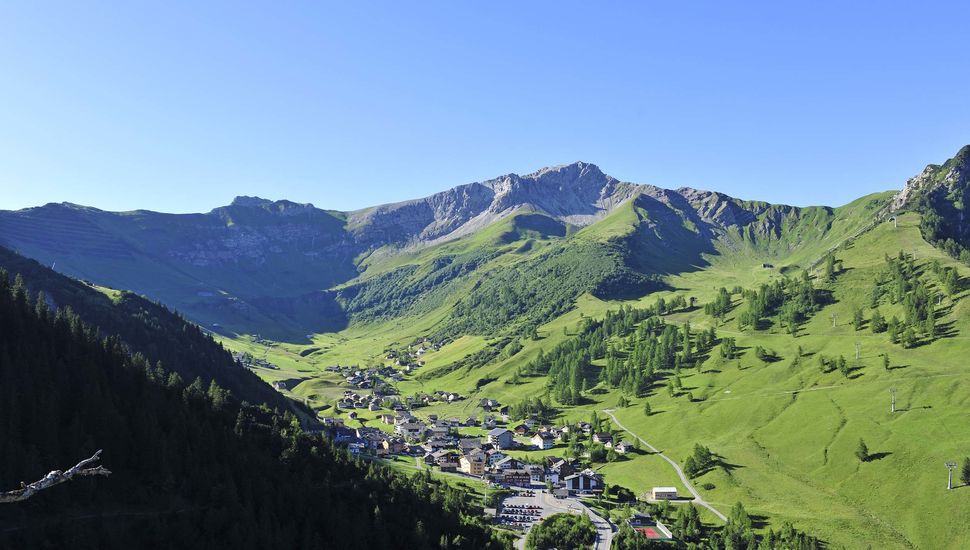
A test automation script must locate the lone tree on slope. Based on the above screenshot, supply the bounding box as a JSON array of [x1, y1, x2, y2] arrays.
[[856, 439, 869, 462]]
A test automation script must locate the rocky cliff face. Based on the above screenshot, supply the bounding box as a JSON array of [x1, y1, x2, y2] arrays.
[[891, 145, 970, 212], [891, 145, 970, 255]]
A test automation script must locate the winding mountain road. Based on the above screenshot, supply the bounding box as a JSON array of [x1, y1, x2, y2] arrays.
[[602, 409, 727, 523]]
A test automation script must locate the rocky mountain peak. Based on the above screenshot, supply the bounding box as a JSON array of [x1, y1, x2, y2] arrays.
[[891, 145, 970, 212], [224, 196, 317, 216]]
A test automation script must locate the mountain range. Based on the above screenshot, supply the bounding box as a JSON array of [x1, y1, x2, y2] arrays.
[[1, 146, 967, 343]]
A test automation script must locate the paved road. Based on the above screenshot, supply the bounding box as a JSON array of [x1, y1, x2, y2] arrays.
[[509, 489, 613, 550], [602, 409, 727, 523]]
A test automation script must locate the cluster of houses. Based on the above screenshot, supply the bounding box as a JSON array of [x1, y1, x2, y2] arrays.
[[335, 390, 393, 413], [232, 352, 278, 370], [383, 338, 447, 371], [323, 364, 403, 392], [497, 421, 636, 456], [322, 409, 622, 496]]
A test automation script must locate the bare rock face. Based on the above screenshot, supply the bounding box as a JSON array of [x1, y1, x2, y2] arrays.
[[348, 162, 646, 247], [891, 145, 970, 213], [891, 165, 940, 212]]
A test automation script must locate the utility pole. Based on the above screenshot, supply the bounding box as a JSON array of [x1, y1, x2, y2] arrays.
[[890, 388, 896, 414], [831, 313, 838, 328], [946, 462, 957, 490]]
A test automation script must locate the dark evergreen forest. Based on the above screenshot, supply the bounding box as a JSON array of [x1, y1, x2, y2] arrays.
[[0, 267, 506, 549]]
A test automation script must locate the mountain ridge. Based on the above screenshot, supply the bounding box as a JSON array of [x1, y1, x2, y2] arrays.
[[0, 150, 963, 341]]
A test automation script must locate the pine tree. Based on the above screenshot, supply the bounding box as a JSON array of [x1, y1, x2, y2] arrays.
[[856, 438, 869, 462]]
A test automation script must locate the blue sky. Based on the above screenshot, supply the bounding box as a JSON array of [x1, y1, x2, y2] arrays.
[[1, 1, 967, 213]]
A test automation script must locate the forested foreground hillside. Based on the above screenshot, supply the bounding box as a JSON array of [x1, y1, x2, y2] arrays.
[[0, 246, 289, 410], [0, 269, 508, 549]]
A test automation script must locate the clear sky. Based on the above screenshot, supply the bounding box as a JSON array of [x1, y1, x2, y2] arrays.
[[1, 1, 968, 213]]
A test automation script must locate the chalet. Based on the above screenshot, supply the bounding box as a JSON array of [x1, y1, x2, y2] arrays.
[[423, 437, 453, 452], [482, 416, 497, 429], [395, 422, 427, 440], [383, 438, 406, 454], [563, 469, 603, 494], [459, 451, 487, 476], [479, 398, 499, 411], [545, 459, 575, 485], [652, 487, 678, 500], [576, 422, 592, 434], [338, 399, 355, 409], [431, 449, 455, 465], [592, 432, 613, 445], [332, 427, 357, 444], [500, 468, 531, 487], [614, 440, 634, 454], [528, 464, 545, 483], [485, 449, 507, 466], [458, 438, 483, 455], [465, 416, 479, 426], [368, 402, 381, 411], [512, 424, 530, 435], [347, 441, 365, 455], [429, 425, 451, 438], [492, 456, 525, 471], [523, 418, 538, 429], [355, 426, 382, 439], [348, 411, 358, 420], [380, 414, 396, 425], [531, 432, 555, 450], [498, 406, 510, 422], [487, 428, 515, 450]]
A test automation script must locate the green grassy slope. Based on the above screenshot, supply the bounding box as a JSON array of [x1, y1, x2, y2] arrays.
[[239, 208, 970, 548]]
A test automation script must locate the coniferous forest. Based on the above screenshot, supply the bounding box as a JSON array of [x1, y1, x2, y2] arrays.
[[0, 267, 505, 549]]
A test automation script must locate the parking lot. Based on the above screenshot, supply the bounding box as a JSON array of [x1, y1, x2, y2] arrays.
[[494, 489, 543, 530]]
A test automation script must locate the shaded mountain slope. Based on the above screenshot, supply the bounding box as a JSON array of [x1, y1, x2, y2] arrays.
[[0, 246, 289, 409]]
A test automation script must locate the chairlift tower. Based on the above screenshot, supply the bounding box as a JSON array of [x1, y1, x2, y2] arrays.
[[890, 388, 896, 414], [855, 341, 861, 360], [946, 462, 957, 490]]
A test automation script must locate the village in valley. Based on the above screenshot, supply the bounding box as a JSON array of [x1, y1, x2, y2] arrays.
[[320, 393, 675, 544], [238, 338, 681, 546]]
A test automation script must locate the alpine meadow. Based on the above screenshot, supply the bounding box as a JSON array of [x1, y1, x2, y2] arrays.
[[2, 3, 970, 549]]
